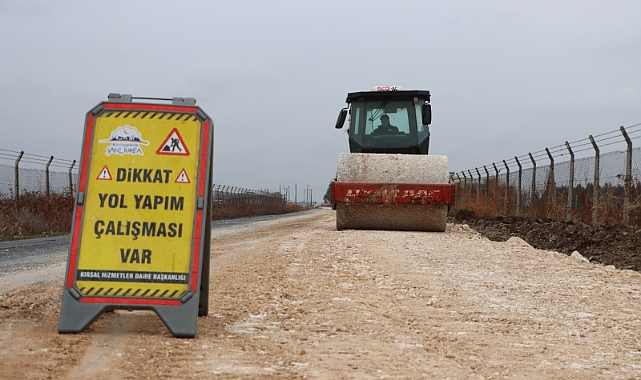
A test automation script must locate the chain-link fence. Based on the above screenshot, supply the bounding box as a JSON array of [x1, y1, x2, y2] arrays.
[[0, 149, 77, 199], [454, 123, 641, 228], [0, 149, 291, 221], [212, 184, 287, 219]]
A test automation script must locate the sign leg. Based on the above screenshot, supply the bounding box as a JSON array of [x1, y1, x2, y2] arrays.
[[198, 197, 212, 317], [155, 296, 199, 338], [58, 289, 106, 333]]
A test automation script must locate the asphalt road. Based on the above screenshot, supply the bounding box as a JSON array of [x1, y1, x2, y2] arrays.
[[0, 235, 70, 275], [0, 210, 321, 275]]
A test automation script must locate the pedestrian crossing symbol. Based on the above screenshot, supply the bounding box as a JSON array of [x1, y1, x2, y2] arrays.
[[157, 128, 190, 156], [175, 169, 190, 183], [96, 165, 112, 180]]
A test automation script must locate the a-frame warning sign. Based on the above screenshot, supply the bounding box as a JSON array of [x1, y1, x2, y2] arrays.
[[59, 96, 213, 338], [157, 128, 190, 156]]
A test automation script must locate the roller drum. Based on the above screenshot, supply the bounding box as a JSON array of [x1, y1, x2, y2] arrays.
[[335, 153, 450, 232]]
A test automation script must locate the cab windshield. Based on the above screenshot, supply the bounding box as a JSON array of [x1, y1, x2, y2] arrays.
[[349, 100, 428, 150]]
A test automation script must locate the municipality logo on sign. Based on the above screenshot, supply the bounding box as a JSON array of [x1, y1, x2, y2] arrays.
[[99, 125, 150, 156]]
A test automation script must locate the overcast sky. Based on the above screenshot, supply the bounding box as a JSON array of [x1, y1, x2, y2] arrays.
[[1, 1, 640, 201]]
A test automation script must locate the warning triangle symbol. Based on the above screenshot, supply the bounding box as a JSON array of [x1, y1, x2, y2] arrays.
[[175, 169, 190, 184], [156, 128, 190, 156], [96, 165, 112, 180]]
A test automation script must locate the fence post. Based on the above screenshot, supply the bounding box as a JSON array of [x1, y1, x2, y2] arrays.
[[503, 160, 510, 216], [468, 170, 475, 198], [565, 142, 574, 222], [492, 163, 499, 198], [68, 160, 76, 194], [621, 126, 632, 226], [456, 173, 462, 203], [529, 153, 537, 216], [515, 157, 522, 217], [14, 151, 24, 202], [475, 167, 482, 204], [483, 165, 490, 198], [545, 148, 556, 219], [589, 135, 600, 227], [461, 171, 468, 195], [45, 156, 53, 196]]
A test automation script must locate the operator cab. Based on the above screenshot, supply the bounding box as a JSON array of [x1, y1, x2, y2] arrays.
[[335, 86, 432, 154]]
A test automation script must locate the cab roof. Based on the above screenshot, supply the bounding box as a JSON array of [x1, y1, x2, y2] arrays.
[[346, 90, 431, 103]]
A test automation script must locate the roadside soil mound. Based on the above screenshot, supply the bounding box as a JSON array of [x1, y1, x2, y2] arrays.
[[454, 209, 641, 271]]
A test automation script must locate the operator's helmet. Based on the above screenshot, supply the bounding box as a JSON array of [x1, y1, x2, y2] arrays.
[[380, 114, 389, 121]]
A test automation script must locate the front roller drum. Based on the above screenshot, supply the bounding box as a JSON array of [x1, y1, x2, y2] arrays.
[[335, 203, 448, 232], [331, 181, 454, 232]]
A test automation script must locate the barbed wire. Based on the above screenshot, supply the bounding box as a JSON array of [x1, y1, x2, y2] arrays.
[[0, 148, 77, 170], [462, 122, 641, 174]]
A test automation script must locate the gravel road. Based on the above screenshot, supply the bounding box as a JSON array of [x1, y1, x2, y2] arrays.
[[0, 212, 314, 292], [2, 208, 641, 379]]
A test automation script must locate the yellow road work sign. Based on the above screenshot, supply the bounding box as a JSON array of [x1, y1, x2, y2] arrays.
[[59, 95, 213, 338]]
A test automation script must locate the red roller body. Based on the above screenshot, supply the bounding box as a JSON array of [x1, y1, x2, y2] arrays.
[[331, 181, 454, 206]]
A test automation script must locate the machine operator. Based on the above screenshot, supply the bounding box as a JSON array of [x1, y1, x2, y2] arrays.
[[371, 114, 399, 135]]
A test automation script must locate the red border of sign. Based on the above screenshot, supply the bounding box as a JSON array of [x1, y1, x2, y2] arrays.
[[66, 113, 94, 289], [104, 103, 198, 113], [66, 105, 211, 307], [190, 119, 210, 293], [83, 297, 180, 306]]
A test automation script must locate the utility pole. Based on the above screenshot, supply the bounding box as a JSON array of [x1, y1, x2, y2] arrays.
[[295, 183, 297, 205]]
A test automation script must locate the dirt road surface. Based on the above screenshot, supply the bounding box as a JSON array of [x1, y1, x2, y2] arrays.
[[2, 208, 641, 379]]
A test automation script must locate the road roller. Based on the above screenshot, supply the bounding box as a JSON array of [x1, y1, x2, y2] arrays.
[[331, 86, 454, 231]]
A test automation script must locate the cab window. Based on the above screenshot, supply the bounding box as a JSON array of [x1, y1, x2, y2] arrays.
[[363, 101, 411, 135]]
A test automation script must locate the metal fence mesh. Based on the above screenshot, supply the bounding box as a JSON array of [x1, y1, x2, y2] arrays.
[[455, 124, 641, 228], [0, 163, 78, 199]]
